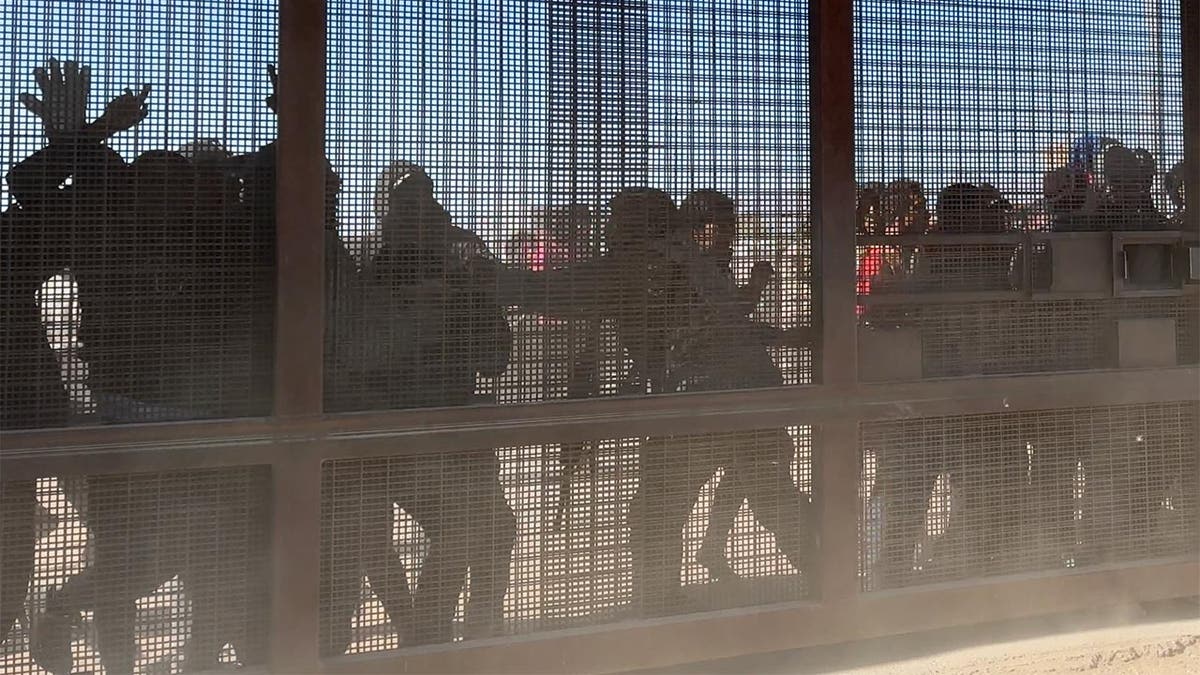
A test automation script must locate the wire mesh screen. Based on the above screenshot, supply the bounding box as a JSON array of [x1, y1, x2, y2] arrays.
[[1, 467, 270, 674], [860, 402, 1199, 592], [863, 296, 1199, 378], [1, 1, 279, 430], [854, 0, 1193, 380], [323, 0, 813, 414], [320, 427, 815, 654]]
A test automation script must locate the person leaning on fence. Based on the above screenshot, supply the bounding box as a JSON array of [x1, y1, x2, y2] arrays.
[[322, 162, 516, 649], [0, 58, 135, 657], [635, 238, 805, 611], [17, 61, 291, 674], [0, 57, 81, 650]]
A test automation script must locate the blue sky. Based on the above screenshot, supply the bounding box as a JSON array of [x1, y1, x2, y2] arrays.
[[856, 0, 1183, 207], [1, 0, 1184, 238], [1, 1, 278, 179]]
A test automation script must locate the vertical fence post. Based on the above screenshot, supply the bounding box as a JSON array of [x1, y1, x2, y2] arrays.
[[810, 0, 860, 603], [271, 0, 327, 671], [1182, 0, 1200, 552], [1183, 0, 1198, 240], [275, 1, 327, 417]]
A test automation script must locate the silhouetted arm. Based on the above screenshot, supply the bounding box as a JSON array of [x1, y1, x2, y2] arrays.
[[8, 79, 147, 209], [5, 137, 125, 210], [491, 254, 637, 320]]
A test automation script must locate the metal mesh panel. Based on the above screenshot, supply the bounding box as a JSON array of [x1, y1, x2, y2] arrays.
[[320, 427, 815, 655], [1, 467, 270, 674], [323, 0, 813, 414], [860, 402, 1199, 592], [1, 1, 278, 430], [863, 295, 1199, 378], [854, 0, 1191, 380]]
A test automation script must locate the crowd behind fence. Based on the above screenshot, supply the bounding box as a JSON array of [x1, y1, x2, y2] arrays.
[[1, 0, 1197, 673]]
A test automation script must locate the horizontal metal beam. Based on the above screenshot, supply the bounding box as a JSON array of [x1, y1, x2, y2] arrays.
[[859, 233, 1029, 246], [319, 558, 1199, 675], [2, 367, 1196, 477]]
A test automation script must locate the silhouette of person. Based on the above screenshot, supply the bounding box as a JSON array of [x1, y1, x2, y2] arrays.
[[0, 176, 70, 641], [485, 188, 681, 395], [1046, 137, 1168, 233], [916, 182, 1016, 295], [323, 163, 515, 650], [225, 65, 359, 415], [1, 58, 114, 652], [22, 62, 271, 675], [480, 187, 814, 614], [676, 190, 813, 583], [871, 183, 1024, 586]]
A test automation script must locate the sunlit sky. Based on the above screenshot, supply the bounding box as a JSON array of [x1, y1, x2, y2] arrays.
[[1, 0, 1184, 247]]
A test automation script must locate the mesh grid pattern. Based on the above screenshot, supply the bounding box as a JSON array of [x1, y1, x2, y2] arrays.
[[1, 468, 269, 674], [1, 1, 278, 430], [860, 402, 1199, 592], [862, 295, 1199, 378], [854, 0, 1191, 379], [3, 0, 1195, 670], [324, 0, 813, 414], [320, 427, 815, 655]]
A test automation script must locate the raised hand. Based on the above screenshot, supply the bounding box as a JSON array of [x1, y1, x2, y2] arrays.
[[18, 59, 91, 141], [96, 85, 151, 137], [265, 64, 278, 113]]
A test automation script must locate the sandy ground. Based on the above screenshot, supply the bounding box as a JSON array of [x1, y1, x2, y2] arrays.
[[838, 617, 1200, 674], [642, 601, 1200, 675]]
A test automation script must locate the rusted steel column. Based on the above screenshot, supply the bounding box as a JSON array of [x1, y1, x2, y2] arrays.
[[810, 0, 860, 604], [275, 0, 327, 418], [810, 0, 857, 388], [270, 0, 326, 672]]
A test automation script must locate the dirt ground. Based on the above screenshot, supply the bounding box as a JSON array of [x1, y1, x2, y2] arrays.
[[643, 600, 1200, 675], [837, 616, 1200, 674]]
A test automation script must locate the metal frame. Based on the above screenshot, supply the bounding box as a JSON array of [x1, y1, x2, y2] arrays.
[[1, 0, 1197, 672], [1113, 231, 1191, 297], [855, 231, 1195, 304]]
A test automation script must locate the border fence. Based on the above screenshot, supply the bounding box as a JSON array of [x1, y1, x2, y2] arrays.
[[1, 0, 1197, 672]]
